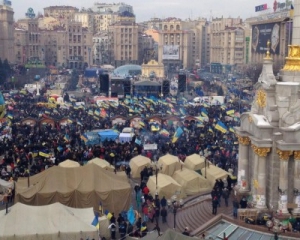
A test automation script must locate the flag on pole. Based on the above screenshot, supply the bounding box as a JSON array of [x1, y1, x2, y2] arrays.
[[91, 213, 99, 229], [172, 127, 184, 143]]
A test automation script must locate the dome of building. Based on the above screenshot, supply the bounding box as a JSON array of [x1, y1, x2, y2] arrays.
[[113, 64, 141, 77]]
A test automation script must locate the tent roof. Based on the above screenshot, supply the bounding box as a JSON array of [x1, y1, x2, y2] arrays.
[[184, 154, 205, 170], [0, 202, 97, 238], [158, 154, 180, 165], [201, 165, 229, 182], [88, 158, 115, 170], [58, 159, 80, 168], [15, 163, 131, 213], [130, 155, 151, 167], [149, 173, 181, 189]]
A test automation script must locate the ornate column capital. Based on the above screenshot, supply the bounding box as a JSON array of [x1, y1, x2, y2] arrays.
[[276, 149, 292, 161], [251, 144, 270, 157], [294, 151, 300, 161], [236, 135, 250, 146]]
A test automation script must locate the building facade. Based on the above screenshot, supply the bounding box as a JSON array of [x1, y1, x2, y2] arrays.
[[92, 2, 133, 14], [108, 13, 139, 67], [92, 31, 111, 65], [44, 6, 79, 21], [209, 17, 246, 72], [0, 4, 14, 63]]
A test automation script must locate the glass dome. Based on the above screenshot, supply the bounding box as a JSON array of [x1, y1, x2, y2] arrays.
[[113, 64, 141, 77]]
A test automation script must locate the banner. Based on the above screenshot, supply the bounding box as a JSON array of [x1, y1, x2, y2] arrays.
[[193, 96, 224, 105], [162, 45, 179, 60], [252, 22, 280, 55]]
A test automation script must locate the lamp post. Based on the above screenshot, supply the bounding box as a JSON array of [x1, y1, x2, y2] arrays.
[[168, 194, 183, 229], [203, 149, 211, 179], [151, 161, 162, 191]]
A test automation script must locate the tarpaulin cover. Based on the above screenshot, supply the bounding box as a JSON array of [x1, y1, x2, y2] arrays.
[[15, 163, 131, 214], [98, 129, 119, 142], [158, 154, 183, 176], [172, 168, 212, 195], [184, 154, 205, 171], [0, 202, 98, 240], [87, 157, 115, 172], [58, 159, 80, 168], [147, 173, 185, 199], [201, 165, 229, 186], [129, 155, 151, 178], [126, 228, 195, 240]]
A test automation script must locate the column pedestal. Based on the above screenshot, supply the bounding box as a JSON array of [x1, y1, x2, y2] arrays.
[[293, 152, 300, 214], [237, 136, 250, 192], [251, 145, 270, 210], [277, 149, 292, 214]]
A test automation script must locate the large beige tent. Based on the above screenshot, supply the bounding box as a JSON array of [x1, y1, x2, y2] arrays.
[[129, 155, 151, 178], [58, 159, 80, 168], [147, 173, 185, 199], [0, 202, 98, 240], [172, 168, 212, 195], [201, 165, 229, 186], [88, 157, 115, 171], [184, 154, 205, 171], [98, 215, 110, 239], [15, 163, 131, 214], [158, 154, 183, 176]]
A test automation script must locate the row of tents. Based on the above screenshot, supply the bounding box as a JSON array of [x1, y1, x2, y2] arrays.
[[130, 154, 232, 199]]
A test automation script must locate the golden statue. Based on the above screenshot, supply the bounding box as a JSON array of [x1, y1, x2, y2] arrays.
[[265, 40, 271, 59]]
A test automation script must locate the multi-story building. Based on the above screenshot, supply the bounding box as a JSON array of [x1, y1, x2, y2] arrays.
[[74, 12, 94, 32], [93, 11, 119, 33], [0, 4, 14, 63], [38, 16, 60, 30], [209, 17, 246, 72], [14, 18, 42, 64], [108, 12, 139, 67], [92, 31, 111, 65], [138, 32, 156, 64], [246, 9, 292, 69], [44, 6, 78, 21], [156, 18, 193, 70], [92, 2, 133, 14], [15, 16, 93, 69]]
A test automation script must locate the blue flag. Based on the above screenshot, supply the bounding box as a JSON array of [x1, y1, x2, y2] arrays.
[[127, 206, 135, 225]]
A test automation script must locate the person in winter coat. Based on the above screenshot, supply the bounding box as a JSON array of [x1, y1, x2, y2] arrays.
[[160, 207, 167, 223], [212, 196, 219, 215]]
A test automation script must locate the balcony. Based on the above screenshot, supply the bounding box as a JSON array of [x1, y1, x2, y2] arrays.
[[69, 56, 83, 61]]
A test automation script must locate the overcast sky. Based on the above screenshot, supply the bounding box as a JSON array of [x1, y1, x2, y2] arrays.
[[13, 0, 276, 22]]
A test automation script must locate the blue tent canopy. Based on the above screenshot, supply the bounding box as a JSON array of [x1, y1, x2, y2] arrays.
[[98, 130, 119, 142], [84, 131, 100, 146]]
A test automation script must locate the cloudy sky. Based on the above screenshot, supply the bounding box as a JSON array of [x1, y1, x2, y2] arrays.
[[13, 0, 275, 22]]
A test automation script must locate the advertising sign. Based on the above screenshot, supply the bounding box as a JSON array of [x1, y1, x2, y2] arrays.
[[25, 8, 36, 19], [162, 45, 179, 60], [255, 4, 268, 12], [252, 22, 280, 54]]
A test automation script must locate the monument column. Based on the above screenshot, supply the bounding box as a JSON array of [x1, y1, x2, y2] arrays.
[[292, 0, 300, 45], [252, 144, 270, 209], [277, 149, 292, 214], [293, 151, 300, 214], [237, 135, 250, 192]]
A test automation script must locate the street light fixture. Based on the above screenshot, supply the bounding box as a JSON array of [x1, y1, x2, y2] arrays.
[[167, 194, 184, 229], [203, 149, 211, 179], [151, 161, 162, 191]]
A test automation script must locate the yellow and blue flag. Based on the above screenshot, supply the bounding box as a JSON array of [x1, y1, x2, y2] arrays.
[[91, 213, 99, 229], [64, 134, 70, 142], [229, 126, 235, 133], [172, 127, 183, 143], [80, 134, 88, 142], [39, 151, 50, 158], [226, 109, 235, 116], [201, 108, 208, 117], [215, 121, 228, 133]]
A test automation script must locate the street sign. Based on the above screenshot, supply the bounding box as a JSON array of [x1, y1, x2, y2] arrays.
[[144, 144, 157, 150]]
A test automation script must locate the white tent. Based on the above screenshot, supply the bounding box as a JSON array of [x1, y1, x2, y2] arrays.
[[184, 154, 205, 171], [158, 154, 183, 176], [88, 157, 115, 171], [129, 155, 151, 178], [172, 168, 212, 195], [147, 173, 185, 199], [58, 159, 80, 168], [0, 179, 14, 194], [0, 202, 98, 240]]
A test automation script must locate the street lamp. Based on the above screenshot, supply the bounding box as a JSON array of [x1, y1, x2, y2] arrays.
[[151, 161, 162, 191], [168, 194, 184, 229], [203, 149, 211, 179]]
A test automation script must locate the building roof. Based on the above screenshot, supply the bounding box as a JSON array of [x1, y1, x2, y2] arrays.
[[113, 64, 141, 77]]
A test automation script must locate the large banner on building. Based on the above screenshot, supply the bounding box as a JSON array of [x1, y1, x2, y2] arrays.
[[193, 96, 225, 105], [251, 22, 280, 54], [162, 45, 179, 60]]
